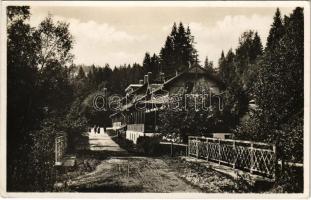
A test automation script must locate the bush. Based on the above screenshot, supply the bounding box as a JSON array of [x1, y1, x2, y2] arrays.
[[235, 111, 303, 192], [114, 137, 134, 152], [122, 139, 135, 151], [27, 121, 58, 191], [136, 136, 161, 156], [106, 130, 135, 152], [273, 164, 303, 193]]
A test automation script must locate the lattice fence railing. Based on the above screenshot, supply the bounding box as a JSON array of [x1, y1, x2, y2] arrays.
[[188, 136, 276, 178]]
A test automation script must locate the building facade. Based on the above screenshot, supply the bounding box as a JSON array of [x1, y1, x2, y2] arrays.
[[109, 65, 224, 144]]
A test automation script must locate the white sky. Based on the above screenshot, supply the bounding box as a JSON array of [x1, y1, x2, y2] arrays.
[[29, 6, 295, 68]]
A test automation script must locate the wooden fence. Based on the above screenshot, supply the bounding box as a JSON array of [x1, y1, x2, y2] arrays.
[[188, 136, 276, 178], [159, 142, 188, 156]]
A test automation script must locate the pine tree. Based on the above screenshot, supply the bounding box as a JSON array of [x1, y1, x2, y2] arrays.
[[174, 22, 187, 71], [252, 7, 304, 162], [224, 49, 236, 86], [186, 26, 199, 64], [266, 8, 285, 52], [159, 22, 198, 76], [142, 52, 151, 73], [250, 32, 263, 61], [76, 66, 86, 79], [218, 49, 236, 86], [234, 30, 263, 90], [160, 36, 175, 76], [204, 56, 214, 73], [150, 53, 160, 79], [170, 22, 178, 40], [218, 50, 226, 82]]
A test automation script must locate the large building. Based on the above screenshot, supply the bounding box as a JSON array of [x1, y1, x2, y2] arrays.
[[109, 65, 224, 144]]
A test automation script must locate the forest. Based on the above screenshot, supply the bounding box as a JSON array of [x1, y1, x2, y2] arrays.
[[7, 6, 303, 192]]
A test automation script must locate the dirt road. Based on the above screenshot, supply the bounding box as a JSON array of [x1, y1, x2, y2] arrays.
[[62, 131, 242, 193], [62, 131, 200, 192], [87, 130, 126, 152], [67, 156, 200, 192]]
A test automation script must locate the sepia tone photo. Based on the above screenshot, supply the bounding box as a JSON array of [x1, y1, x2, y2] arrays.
[[1, 1, 310, 197]]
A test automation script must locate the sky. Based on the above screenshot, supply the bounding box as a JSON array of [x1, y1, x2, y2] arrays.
[[29, 6, 295, 68]]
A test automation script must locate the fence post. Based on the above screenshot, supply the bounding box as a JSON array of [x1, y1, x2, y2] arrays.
[[218, 139, 221, 164], [196, 138, 199, 158], [272, 144, 276, 180], [170, 141, 173, 157], [206, 138, 209, 161], [250, 142, 254, 174], [55, 137, 58, 164], [232, 140, 236, 169], [187, 137, 190, 157], [127, 161, 130, 178]]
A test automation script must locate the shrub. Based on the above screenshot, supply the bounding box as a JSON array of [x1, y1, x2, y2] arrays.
[[136, 136, 161, 155], [28, 122, 58, 191], [107, 130, 135, 152], [122, 138, 135, 151]]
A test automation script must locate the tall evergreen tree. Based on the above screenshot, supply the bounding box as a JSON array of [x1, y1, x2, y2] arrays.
[[150, 53, 160, 79], [160, 36, 175, 76], [218, 50, 226, 80], [159, 22, 198, 77], [204, 56, 214, 74], [170, 22, 178, 40], [186, 26, 199, 64], [266, 8, 285, 52], [76, 66, 86, 79], [142, 52, 151, 73], [234, 30, 263, 90], [174, 22, 188, 71], [250, 32, 263, 61], [241, 7, 304, 164]]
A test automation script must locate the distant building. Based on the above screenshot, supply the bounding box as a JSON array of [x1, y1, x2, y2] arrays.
[[109, 64, 224, 144]]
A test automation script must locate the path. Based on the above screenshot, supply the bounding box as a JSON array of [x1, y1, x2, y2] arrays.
[[67, 156, 200, 192], [65, 129, 200, 192], [87, 128, 126, 152]]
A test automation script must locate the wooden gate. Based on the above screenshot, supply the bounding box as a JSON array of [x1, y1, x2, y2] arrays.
[[188, 136, 276, 178]]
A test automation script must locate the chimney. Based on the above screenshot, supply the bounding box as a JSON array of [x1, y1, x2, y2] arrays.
[[139, 79, 143, 84], [160, 72, 165, 83], [144, 75, 148, 84], [175, 71, 178, 77]]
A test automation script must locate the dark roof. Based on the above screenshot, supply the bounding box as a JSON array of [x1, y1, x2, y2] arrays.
[[110, 65, 225, 118], [152, 65, 225, 94]]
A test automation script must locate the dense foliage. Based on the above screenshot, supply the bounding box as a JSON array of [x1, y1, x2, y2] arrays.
[[233, 8, 304, 192], [236, 7, 304, 163], [7, 6, 86, 191]]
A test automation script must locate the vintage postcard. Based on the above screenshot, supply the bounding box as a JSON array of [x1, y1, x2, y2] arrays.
[[0, 1, 310, 199]]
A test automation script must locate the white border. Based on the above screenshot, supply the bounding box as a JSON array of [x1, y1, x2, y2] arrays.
[[0, 1, 310, 199]]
